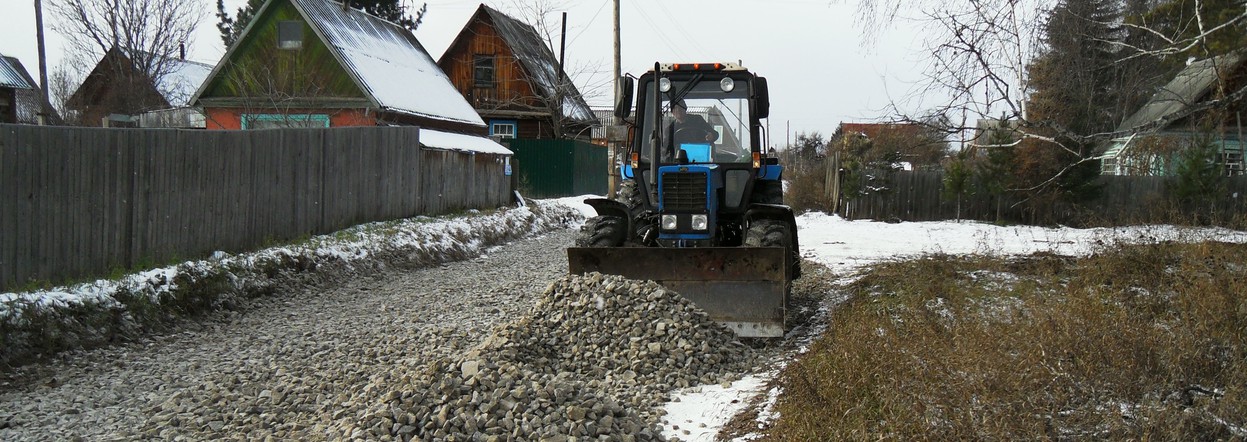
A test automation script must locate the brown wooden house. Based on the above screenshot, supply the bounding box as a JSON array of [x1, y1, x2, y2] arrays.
[[192, 0, 488, 135], [66, 47, 210, 127], [437, 4, 596, 141]]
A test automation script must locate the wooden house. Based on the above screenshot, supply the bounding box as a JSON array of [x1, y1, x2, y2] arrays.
[[1102, 51, 1247, 176], [1, 55, 60, 125], [192, 0, 487, 135], [67, 47, 210, 127], [437, 4, 597, 140]]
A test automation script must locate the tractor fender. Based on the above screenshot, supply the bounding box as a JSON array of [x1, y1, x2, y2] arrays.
[[745, 204, 796, 230], [583, 197, 633, 234], [584, 197, 630, 219]]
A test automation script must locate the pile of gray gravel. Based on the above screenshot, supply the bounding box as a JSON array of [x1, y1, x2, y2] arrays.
[[333, 272, 752, 441]]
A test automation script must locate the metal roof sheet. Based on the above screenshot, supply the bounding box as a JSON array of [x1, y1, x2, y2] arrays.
[[0, 56, 36, 90], [296, 0, 484, 126], [157, 58, 213, 107], [1117, 51, 1247, 132]]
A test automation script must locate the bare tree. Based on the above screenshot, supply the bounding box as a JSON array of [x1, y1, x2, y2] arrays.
[[500, 0, 605, 140], [47, 61, 84, 125], [863, 0, 1246, 198], [50, 0, 202, 100]]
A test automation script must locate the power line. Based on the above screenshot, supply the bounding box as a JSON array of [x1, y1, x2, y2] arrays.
[[570, 0, 610, 45], [627, 2, 689, 59], [649, 1, 712, 55]]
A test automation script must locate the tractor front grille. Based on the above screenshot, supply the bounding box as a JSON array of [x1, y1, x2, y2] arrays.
[[661, 171, 708, 211]]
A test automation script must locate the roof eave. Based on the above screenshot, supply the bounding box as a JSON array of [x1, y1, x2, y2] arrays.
[[380, 106, 485, 128]]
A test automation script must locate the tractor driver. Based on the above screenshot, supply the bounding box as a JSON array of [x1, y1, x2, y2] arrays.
[[667, 99, 718, 157]]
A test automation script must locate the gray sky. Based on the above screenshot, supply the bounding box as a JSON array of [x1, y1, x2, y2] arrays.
[[2, 0, 936, 145]]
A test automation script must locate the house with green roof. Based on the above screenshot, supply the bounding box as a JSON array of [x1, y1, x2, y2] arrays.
[[192, 0, 488, 138], [1101, 52, 1247, 176]]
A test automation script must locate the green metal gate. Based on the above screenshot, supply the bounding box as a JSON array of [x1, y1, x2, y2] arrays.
[[505, 139, 607, 198]]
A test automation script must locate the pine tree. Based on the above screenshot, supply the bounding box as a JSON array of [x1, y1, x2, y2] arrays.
[[1170, 136, 1227, 219], [1028, 0, 1123, 138], [941, 152, 972, 221], [1145, 0, 1247, 60], [1022, 0, 1122, 211], [977, 124, 1018, 223], [1115, 0, 1174, 130]]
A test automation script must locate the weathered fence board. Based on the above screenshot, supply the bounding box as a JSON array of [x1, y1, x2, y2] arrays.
[[0, 125, 511, 291], [839, 169, 1247, 224]]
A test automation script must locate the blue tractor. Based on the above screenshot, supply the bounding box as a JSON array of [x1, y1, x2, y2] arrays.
[[568, 62, 800, 337]]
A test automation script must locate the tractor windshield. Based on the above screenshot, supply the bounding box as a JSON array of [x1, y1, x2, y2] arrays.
[[638, 77, 753, 164]]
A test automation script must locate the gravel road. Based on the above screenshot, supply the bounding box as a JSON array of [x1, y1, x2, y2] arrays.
[[0, 230, 578, 441], [0, 225, 835, 441]]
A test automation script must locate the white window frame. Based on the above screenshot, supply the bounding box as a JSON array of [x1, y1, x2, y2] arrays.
[[490, 120, 517, 139]]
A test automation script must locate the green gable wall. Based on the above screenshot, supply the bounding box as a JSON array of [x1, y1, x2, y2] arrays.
[[200, 0, 364, 102]]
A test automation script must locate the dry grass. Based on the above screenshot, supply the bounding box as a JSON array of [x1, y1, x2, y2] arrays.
[[762, 242, 1247, 440]]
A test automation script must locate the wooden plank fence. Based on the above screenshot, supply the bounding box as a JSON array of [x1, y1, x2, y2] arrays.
[[0, 124, 512, 291], [839, 169, 1247, 224]]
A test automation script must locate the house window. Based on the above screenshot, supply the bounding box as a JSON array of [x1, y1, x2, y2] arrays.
[[473, 55, 495, 87], [1223, 151, 1245, 176], [490, 120, 517, 139], [278, 21, 304, 50], [1101, 157, 1118, 175], [242, 114, 330, 129]]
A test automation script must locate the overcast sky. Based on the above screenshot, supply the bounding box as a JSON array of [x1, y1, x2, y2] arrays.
[[2, 0, 938, 145]]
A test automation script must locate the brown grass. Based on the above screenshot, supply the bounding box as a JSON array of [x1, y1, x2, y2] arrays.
[[761, 242, 1247, 440]]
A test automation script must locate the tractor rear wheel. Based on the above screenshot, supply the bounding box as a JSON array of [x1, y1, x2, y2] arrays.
[[577, 215, 627, 247]]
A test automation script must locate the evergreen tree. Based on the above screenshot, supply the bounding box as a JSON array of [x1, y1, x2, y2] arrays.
[[1028, 0, 1123, 138], [976, 124, 1018, 223], [1022, 0, 1121, 212], [1115, 0, 1174, 130], [217, 0, 264, 48], [1144, 0, 1247, 60], [217, 0, 427, 47], [1170, 136, 1227, 219], [941, 152, 972, 221]]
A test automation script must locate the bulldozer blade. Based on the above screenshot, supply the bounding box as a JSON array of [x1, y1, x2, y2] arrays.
[[567, 247, 789, 338]]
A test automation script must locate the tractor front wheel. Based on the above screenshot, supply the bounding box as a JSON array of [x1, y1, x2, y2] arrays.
[[745, 219, 800, 280], [577, 215, 627, 247]]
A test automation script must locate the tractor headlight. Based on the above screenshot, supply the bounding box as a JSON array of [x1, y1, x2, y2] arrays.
[[659, 77, 672, 92], [691, 214, 709, 230], [662, 215, 678, 230], [719, 77, 734, 92]]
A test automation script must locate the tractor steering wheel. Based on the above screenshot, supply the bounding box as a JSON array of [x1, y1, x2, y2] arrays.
[[674, 127, 712, 144]]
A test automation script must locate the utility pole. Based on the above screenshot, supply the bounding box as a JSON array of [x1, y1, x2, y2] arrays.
[[609, 0, 621, 197], [34, 0, 50, 124], [558, 12, 567, 137]]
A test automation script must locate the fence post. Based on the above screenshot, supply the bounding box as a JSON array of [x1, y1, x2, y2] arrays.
[[825, 151, 841, 213]]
